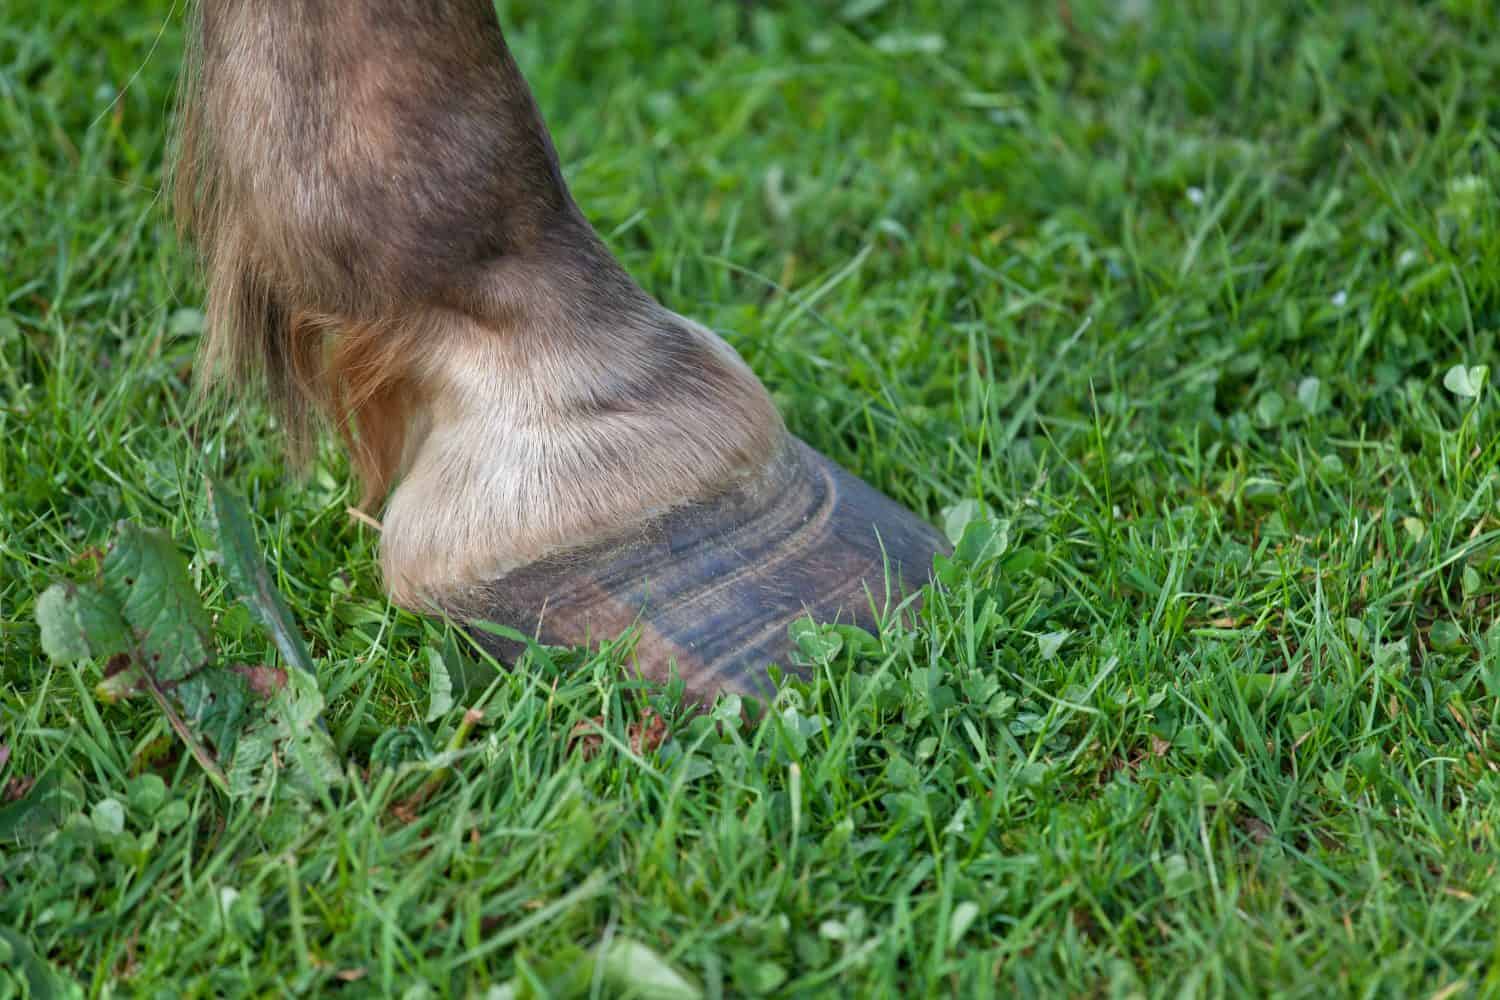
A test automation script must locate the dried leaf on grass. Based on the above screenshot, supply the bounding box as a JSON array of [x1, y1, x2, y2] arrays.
[[231, 664, 288, 699], [629, 709, 668, 755], [568, 709, 669, 760], [3, 774, 36, 804], [569, 716, 605, 759]]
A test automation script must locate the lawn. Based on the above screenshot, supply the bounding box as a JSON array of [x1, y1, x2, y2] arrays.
[[4, 0, 1500, 995]]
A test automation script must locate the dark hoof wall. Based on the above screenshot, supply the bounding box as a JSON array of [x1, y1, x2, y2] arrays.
[[466, 439, 948, 704]]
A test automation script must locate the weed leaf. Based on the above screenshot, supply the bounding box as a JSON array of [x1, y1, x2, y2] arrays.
[[596, 938, 703, 1000], [34, 583, 129, 665], [0, 768, 84, 845], [425, 646, 455, 722], [34, 512, 338, 800], [209, 479, 316, 675], [101, 523, 216, 683], [228, 667, 342, 799], [0, 927, 76, 999], [1443, 363, 1488, 398]]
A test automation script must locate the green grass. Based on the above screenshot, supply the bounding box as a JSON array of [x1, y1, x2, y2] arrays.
[[5, 0, 1500, 994]]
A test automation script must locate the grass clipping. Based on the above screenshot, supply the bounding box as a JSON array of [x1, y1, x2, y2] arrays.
[[34, 481, 339, 800]]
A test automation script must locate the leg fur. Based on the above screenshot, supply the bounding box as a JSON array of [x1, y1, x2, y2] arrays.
[[174, 1, 783, 607]]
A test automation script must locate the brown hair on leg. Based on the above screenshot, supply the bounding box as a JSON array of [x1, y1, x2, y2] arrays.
[[171, 1, 785, 606], [170, 0, 572, 479], [320, 316, 425, 511]]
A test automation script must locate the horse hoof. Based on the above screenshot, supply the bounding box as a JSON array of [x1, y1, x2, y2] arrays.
[[464, 438, 948, 704]]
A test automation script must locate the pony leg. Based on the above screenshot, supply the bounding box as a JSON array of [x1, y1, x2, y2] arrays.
[[174, 1, 945, 701]]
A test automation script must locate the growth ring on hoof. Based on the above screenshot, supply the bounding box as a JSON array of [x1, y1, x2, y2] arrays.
[[465, 439, 948, 704]]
